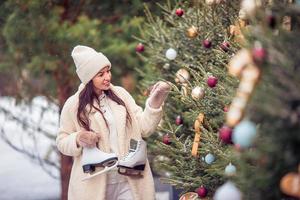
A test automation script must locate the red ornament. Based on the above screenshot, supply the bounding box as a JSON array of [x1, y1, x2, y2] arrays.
[[207, 76, 218, 88], [203, 39, 212, 48], [196, 186, 208, 198], [175, 115, 183, 125], [135, 43, 145, 53], [175, 8, 184, 17], [223, 106, 229, 112], [163, 134, 171, 145], [252, 47, 267, 63], [219, 125, 233, 144], [220, 41, 230, 52], [267, 14, 276, 29]]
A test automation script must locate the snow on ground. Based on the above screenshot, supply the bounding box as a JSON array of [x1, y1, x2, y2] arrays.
[[0, 138, 60, 200]]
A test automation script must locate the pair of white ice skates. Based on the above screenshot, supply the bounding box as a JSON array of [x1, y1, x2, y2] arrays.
[[81, 139, 146, 181]]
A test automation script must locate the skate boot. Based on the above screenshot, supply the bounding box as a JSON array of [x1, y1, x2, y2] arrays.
[[117, 139, 147, 177], [81, 147, 118, 181]]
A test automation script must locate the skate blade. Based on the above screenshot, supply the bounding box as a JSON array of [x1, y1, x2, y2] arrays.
[[118, 168, 143, 177], [82, 161, 118, 181], [82, 158, 118, 173]]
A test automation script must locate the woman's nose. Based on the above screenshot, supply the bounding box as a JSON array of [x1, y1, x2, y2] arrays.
[[104, 72, 111, 80]]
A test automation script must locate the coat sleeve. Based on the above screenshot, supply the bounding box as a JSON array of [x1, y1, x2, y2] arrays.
[[56, 98, 82, 157], [117, 87, 163, 137]]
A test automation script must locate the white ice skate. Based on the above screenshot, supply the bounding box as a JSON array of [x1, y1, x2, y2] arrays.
[[81, 147, 118, 181], [117, 139, 147, 177]]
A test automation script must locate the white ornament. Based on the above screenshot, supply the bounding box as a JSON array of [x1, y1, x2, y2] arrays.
[[241, 0, 262, 16], [163, 63, 170, 70], [206, 0, 223, 5], [191, 86, 205, 100], [206, 0, 215, 5], [176, 68, 190, 83], [166, 48, 177, 60], [225, 163, 237, 176], [214, 181, 242, 200]]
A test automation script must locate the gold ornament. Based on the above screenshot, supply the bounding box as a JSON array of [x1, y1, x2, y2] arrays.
[[175, 68, 190, 83], [192, 113, 204, 157], [186, 26, 198, 38], [179, 192, 198, 200], [229, 19, 248, 44], [280, 165, 300, 198]]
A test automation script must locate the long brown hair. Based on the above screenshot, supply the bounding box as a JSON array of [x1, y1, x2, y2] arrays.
[[77, 81, 132, 131]]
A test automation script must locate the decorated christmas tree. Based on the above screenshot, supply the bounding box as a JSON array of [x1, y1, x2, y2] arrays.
[[135, 0, 243, 198]]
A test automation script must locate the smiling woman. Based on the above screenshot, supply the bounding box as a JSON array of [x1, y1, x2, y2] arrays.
[[56, 45, 171, 200]]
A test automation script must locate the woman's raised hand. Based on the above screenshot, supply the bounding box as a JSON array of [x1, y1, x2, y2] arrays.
[[148, 81, 171, 109]]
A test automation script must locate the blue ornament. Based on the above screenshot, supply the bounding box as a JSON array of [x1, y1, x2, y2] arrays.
[[225, 163, 236, 176], [205, 153, 215, 164], [233, 120, 257, 148]]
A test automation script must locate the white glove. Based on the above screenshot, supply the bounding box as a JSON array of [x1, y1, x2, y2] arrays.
[[148, 81, 171, 109]]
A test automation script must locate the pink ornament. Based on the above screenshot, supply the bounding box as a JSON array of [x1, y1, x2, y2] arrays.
[[135, 43, 145, 53], [203, 39, 212, 48], [207, 76, 218, 88], [220, 41, 230, 52], [219, 126, 233, 144], [224, 106, 229, 112], [252, 47, 267, 63], [196, 186, 208, 198], [175, 8, 184, 17], [175, 115, 183, 125], [163, 134, 171, 145]]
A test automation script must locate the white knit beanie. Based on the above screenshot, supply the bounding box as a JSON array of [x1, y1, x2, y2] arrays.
[[71, 45, 111, 84]]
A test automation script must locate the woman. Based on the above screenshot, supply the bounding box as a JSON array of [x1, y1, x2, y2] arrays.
[[56, 45, 171, 200]]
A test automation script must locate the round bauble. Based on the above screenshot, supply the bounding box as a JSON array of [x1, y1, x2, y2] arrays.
[[225, 163, 237, 176], [220, 41, 230, 52], [252, 42, 267, 63], [233, 120, 257, 148], [219, 125, 233, 144], [163, 134, 171, 145], [213, 181, 242, 200], [205, 153, 215, 164], [175, 115, 183, 126], [175, 68, 190, 83], [165, 48, 177, 60], [196, 186, 208, 198], [135, 43, 145, 53], [241, 0, 262, 17], [186, 26, 198, 38], [207, 76, 218, 88], [175, 8, 184, 17], [203, 39, 212, 48], [191, 86, 205, 100]]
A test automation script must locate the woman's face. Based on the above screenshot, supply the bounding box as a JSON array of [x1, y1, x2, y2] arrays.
[[92, 66, 112, 93]]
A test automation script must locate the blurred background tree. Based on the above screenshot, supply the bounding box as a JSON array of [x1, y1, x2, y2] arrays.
[[219, 0, 300, 199], [0, 0, 163, 199]]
